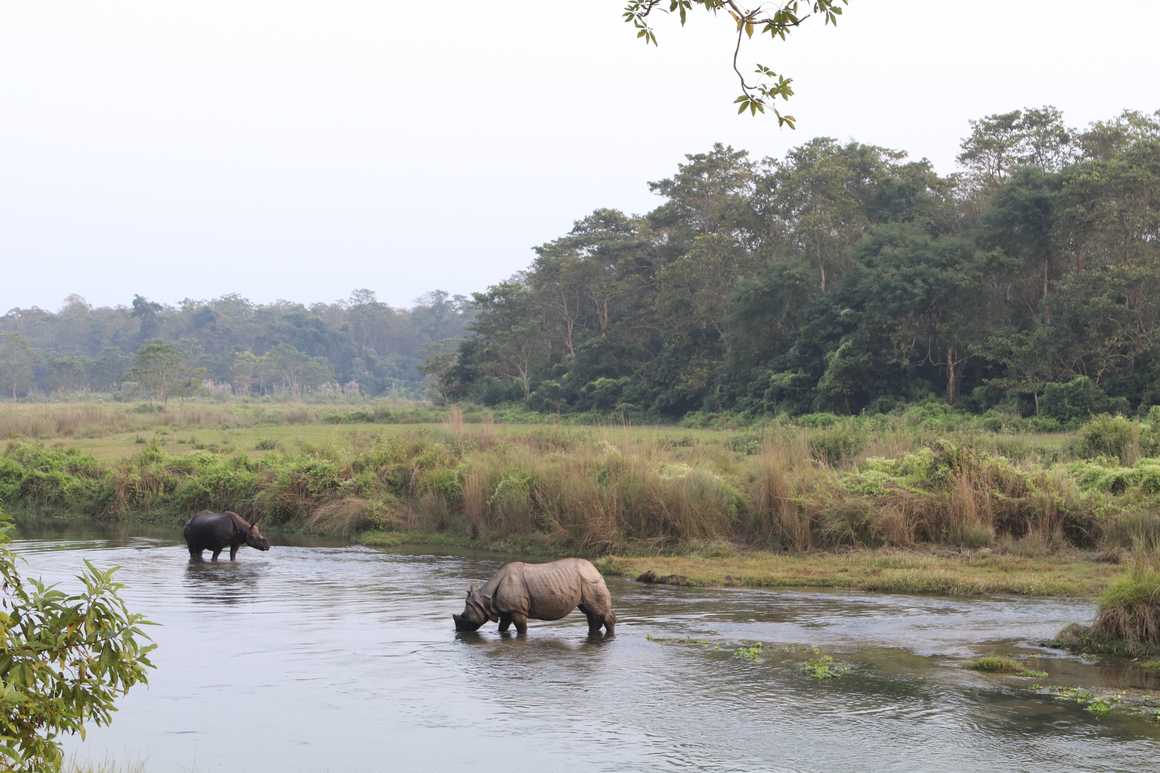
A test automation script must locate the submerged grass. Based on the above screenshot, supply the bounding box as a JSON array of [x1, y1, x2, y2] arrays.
[[965, 656, 1047, 678], [803, 653, 851, 680]]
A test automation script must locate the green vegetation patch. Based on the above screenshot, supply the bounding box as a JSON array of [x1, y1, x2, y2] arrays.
[[965, 656, 1047, 678], [803, 653, 851, 680]]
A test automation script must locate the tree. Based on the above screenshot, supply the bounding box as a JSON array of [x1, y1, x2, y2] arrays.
[[839, 225, 1006, 405], [128, 341, 199, 404], [956, 107, 1074, 193], [624, 1, 851, 124], [0, 335, 35, 398], [263, 344, 334, 399], [469, 280, 550, 400], [759, 139, 881, 292], [0, 508, 155, 771], [230, 350, 263, 396], [129, 295, 164, 342]]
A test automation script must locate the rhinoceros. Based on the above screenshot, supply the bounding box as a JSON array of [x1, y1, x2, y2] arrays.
[[452, 558, 616, 637], [183, 510, 270, 561]]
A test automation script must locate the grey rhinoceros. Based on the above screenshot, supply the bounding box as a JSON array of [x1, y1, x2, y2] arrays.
[[453, 558, 616, 637], [183, 510, 270, 561]]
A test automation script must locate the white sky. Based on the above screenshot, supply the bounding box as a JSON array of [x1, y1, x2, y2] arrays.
[[2, 0, 1157, 312]]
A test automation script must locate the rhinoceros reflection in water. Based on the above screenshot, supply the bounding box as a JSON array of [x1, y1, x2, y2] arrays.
[[453, 558, 616, 637]]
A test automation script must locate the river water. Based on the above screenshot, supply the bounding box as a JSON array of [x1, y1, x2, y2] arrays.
[[10, 532, 1160, 772]]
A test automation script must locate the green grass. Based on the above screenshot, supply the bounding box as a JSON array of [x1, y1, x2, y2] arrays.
[[965, 656, 1047, 678], [604, 549, 1122, 597]]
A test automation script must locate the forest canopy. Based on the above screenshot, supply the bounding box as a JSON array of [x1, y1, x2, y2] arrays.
[[0, 290, 473, 399], [4, 106, 1159, 422], [434, 107, 1160, 422]]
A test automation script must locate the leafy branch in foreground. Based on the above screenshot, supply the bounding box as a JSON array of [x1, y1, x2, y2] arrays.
[[0, 510, 156, 772], [623, 1, 850, 125]]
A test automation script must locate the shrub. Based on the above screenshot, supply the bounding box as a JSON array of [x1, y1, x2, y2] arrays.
[[1040, 377, 1123, 423], [0, 507, 156, 771], [807, 424, 866, 467], [1075, 415, 1138, 464]]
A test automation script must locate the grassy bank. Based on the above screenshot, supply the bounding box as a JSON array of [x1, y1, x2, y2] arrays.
[[5, 403, 1160, 599], [599, 548, 1121, 597]]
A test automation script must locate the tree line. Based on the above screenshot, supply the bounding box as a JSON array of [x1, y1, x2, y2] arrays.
[[0, 290, 473, 399], [433, 107, 1160, 422]]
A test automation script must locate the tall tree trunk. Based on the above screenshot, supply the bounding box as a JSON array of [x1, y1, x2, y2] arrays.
[[1042, 257, 1051, 322], [945, 347, 959, 406]]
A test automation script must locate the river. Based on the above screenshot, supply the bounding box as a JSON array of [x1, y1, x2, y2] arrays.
[[10, 532, 1160, 772]]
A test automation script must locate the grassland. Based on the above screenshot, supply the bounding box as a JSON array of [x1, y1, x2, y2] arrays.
[[5, 400, 1160, 603]]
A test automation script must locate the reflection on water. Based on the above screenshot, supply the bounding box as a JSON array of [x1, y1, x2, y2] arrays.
[[10, 532, 1160, 772], [183, 561, 266, 606]]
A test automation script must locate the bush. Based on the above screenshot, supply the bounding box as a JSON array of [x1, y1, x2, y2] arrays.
[[808, 424, 866, 466], [1041, 377, 1124, 423], [1075, 415, 1138, 463], [0, 507, 156, 771]]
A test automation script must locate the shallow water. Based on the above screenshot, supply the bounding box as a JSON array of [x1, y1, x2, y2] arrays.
[[11, 532, 1160, 772]]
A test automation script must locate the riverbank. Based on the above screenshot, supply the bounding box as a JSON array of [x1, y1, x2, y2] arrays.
[[5, 404, 1160, 601], [598, 548, 1124, 598]]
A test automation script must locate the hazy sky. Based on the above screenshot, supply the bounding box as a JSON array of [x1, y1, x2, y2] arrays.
[[2, 1, 1157, 312]]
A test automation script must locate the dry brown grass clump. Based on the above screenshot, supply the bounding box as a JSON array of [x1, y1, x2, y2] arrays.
[[1090, 566, 1160, 648]]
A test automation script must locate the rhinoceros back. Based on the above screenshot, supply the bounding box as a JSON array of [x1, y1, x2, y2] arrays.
[[493, 558, 612, 621], [183, 511, 236, 550]]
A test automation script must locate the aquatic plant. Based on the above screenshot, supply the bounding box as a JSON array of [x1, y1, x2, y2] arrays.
[[734, 642, 764, 661], [1085, 697, 1114, 717], [965, 656, 1047, 678], [803, 653, 850, 680]]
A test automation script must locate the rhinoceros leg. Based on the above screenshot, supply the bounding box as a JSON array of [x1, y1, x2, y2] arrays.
[[498, 614, 512, 633], [229, 545, 239, 561], [579, 603, 603, 636], [511, 612, 528, 636], [211, 549, 222, 562], [582, 606, 615, 638]]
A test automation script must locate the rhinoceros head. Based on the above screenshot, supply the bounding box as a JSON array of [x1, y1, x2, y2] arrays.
[[452, 584, 494, 632], [232, 512, 271, 551]]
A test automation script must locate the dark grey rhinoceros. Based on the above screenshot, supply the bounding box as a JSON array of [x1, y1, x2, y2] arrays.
[[183, 510, 270, 561], [453, 558, 616, 637]]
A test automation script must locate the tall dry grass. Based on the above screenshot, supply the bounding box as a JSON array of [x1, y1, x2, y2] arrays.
[[6, 408, 1157, 558]]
